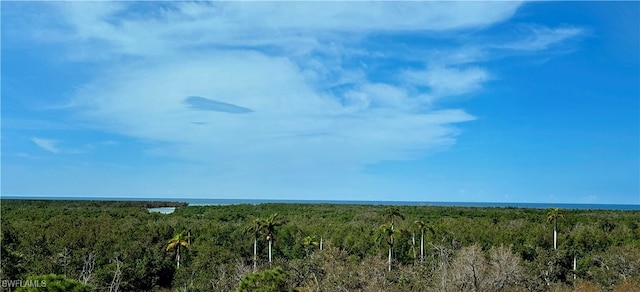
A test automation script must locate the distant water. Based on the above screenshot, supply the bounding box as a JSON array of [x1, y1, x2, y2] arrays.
[[148, 207, 176, 214], [183, 198, 640, 210], [1, 195, 639, 210]]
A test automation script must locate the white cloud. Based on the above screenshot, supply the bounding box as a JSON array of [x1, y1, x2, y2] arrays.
[[40, 1, 523, 60], [75, 52, 475, 178], [342, 83, 415, 111], [31, 138, 59, 154], [402, 66, 491, 98], [11, 1, 586, 192], [498, 25, 585, 51]]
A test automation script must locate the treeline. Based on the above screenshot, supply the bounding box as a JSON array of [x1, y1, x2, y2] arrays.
[[1, 199, 187, 210], [1, 199, 639, 291]]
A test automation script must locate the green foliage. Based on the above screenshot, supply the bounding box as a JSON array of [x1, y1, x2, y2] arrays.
[[383, 206, 405, 229], [302, 235, 319, 257], [2, 199, 639, 291], [166, 230, 190, 269], [15, 274, 91, 292], [1, 221, 25, 280], [261, 213, 285, 242], [237, 267, 289, 292]]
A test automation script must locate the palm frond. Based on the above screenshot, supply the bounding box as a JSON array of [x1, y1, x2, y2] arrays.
[[166, 241, 178, 251]]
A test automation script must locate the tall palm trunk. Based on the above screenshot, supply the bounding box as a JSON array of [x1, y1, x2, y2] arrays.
[[546, 208, 564, 251], [573, 255, 577, 279], [176, 245, 180, 269], [553, 221, 558, 250], [388, 247, 392, 271], [253, 237, 258, 271], [420, 229, 424, 261], [412, 232, 417, 259], [268, 239, 273, 264], [166, 231, 190, 270]]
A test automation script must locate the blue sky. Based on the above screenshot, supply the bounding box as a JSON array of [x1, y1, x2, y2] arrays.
[[2, 1, 638, 204]]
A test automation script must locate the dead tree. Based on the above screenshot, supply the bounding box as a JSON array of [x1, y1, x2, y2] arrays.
[[79, 251, 95, 285], [109, 255, 123, 292]]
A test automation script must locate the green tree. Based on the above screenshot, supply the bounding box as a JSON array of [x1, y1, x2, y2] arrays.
[[413, 220, 432, 262], [166, 231, 190, 269], [15, 274, 91, 292], [262, 213, 285, 264], [302, 235, 319, 257], [547, 208, 565, 250], [376, 223, 399, 271], [246, 218, 264, 271], [237, 267, 289, 292], [383, 207, 405, 230], [1, 221, 24, 280]]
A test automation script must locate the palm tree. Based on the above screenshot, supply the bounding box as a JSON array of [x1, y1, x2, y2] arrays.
[[262, 213, 284, 264], [302, 235, 319, 257], [413, 220, 433, 262], [245, 218, 264, 271], [547, 208, 565, 250], [383, 207, 405, 230], [376, 223, 399, 271], [166, 231, 190, 269]]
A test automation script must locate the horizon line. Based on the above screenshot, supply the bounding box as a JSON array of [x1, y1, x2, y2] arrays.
[[2, 194, 639, 209]]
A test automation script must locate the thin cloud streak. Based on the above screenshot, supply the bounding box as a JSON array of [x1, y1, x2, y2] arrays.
[[184, 96, 253, 114], [31, 138, 59, 154], [496, 25, 585, 51]]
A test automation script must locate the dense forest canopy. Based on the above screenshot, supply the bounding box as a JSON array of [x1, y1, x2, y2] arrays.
[[1, 199, 639, 291]]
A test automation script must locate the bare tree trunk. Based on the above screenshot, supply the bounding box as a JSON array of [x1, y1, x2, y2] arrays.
[[412, 232, 416, 260], [388, 247, 392, 271], [573, 255, 578, 280], [431, 241, 452, 291], [420, 230, 424, 262], [79, 251, 95, 284], [320, 237, 323, 250], [553, 229, 557, 250], [253, 237, 258, 271], [268, 240, 272, 265], [177, 245, 181, 269], [472, 263, 479, 291], [109, 255, 123, 292], [57, 247, 71, 277]]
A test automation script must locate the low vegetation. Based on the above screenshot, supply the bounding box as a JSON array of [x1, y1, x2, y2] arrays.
[[1, 199, 639, 291]]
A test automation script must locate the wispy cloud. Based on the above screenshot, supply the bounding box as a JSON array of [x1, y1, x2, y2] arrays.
[[497, 25, 585, 51], [402, 66, 491, 98], [23, 2, 522, 61], [31, 138, 59, 154]]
